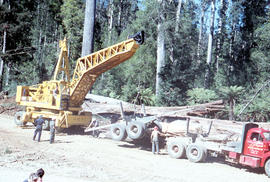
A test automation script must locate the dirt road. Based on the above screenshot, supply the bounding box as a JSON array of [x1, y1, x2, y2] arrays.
[[0, 114, 269, 182]]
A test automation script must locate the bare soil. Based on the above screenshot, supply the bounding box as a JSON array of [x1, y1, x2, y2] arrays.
[[0, 115, 270, 182]]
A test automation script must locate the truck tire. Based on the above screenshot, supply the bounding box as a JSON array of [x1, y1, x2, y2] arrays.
[[265, 159, 270, 177], [111, 123, 127, 141], [167, 140, 186, 159], [43, 120, 50, 131], [186, 144, 205, 163], [126, 121, 145, 140], [14, 111, 26, 126]]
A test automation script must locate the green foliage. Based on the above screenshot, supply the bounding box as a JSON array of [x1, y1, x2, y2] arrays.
[[0, 0, 37, 90], [213, 58, 230, 87], [250, 15, 270, 82], [2, 0, 270, 122], [30, 0, 64, 82], [92, 0, 156, 104], [132, 87, 155, 106], [218, 85, 244, 120], [236, 85, 270, 122], [246, 93, 270, 114], [240, 94, 270, 122], [218, 85, 244, 101], [187, 88, 218, 105], [157, 84, 184, 106], [61, 0, 84, 66], [137, 0, 201, 106], [91, 70, 123, 99]]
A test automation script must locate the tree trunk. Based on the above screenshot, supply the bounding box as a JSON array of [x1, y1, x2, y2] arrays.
[[197, 1, 206, 64], [175, 0, 183, 33], [108, 0, 114, 44], [0, 29, 6, 91], [204, 0, 216, 88], [35, 2, 43, 83], [229, 99, 234, 120], [156, 0, 166, 97], [215, 0, 227, 72], [81, 0, 96, 56], [0, 0, 9, 91], [169, 0, 184, 64], [5, 63, 10, 86], [229, 22, 236, 62], [117, 0, 123, 36]]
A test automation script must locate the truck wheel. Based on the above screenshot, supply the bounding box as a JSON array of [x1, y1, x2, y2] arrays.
[[167, 140, 186, 159], [43, 120, 50, 131], [14, 111, 26, 126], [265, 159, 270, 177], [111, 123, 127, 141], [186, 144, 205, 163], [126, 121, 145, 140]]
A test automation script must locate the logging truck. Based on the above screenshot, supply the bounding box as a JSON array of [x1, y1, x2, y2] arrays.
[[166, 120, 270, 177], [14, 31, 144, 130]]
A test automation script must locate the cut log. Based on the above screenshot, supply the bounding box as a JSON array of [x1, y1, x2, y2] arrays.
[[82, 94, 270, 144], [161, 117, 243, 143], [83, 97, 225, 118]]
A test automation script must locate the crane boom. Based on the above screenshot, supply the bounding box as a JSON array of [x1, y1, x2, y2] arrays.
[[69, 38, 140, 106], [15, 31, 144, 129]]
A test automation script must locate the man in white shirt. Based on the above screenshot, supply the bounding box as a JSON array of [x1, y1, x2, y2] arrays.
[[151, 126, 160, 154]]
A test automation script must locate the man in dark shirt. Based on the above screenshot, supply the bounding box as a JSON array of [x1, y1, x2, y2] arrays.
[[33, 115, 45, 142]]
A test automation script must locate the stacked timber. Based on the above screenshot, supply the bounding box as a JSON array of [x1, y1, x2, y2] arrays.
[[83, 94, 225, 118], [161, 118, 243, 143], [83, 94, 270, 143]]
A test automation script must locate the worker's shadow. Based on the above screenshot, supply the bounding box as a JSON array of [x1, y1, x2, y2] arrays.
[[117, 137, 167, 154], [58, 126, 89, 135], [39, 139, 72, 144], [118, 143, 152, 152], [118, 139, 151, 151], [54, 140, 72, 144]]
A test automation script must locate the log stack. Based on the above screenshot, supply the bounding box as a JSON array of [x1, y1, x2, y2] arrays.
[[161, 117, 243, 143], [83, 94, 225, 118], [83, 94, 270, 143]]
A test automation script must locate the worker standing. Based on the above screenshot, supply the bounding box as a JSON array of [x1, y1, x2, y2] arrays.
[[33, 115, 45, 142], [50, 119, 56, 144], [151, 126, 160, 154]]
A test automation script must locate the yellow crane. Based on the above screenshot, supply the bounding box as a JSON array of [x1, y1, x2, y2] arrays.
[[15, 31, 144, 130]]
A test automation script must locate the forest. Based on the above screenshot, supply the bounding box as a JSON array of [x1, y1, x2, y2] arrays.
[[1, 0, 270, 122]]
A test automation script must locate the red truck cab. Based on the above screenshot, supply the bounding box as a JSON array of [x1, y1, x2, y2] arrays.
[[227, 123, 270, 177], [243, 127, 270, 167]]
